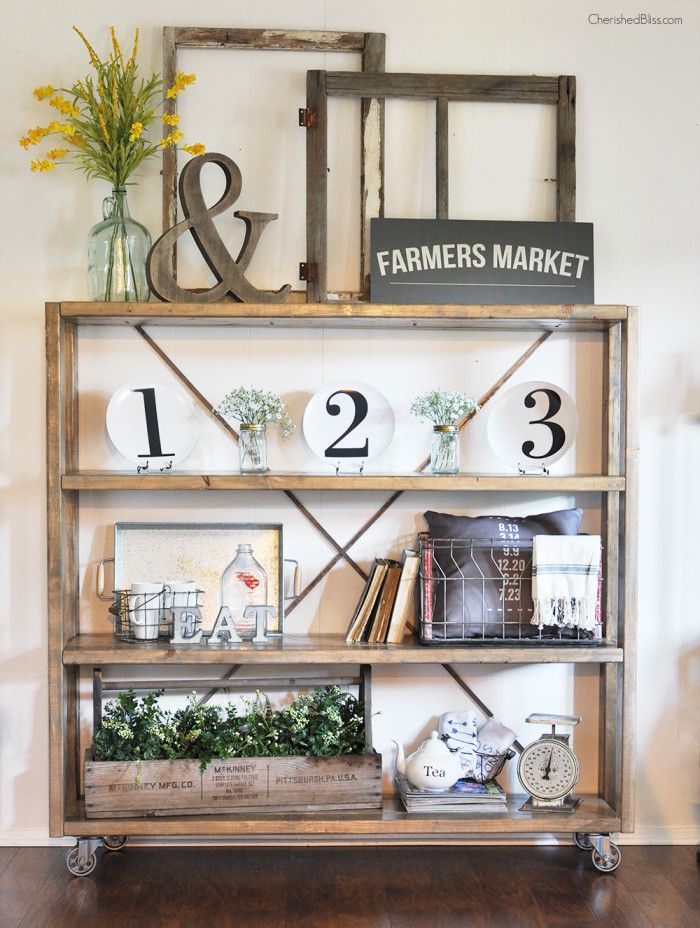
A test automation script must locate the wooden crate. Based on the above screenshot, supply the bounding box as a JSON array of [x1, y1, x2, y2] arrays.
[[84, 750, 383, 818]]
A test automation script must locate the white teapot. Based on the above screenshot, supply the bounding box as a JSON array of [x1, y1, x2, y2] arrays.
[[393, 731, 463, 792]]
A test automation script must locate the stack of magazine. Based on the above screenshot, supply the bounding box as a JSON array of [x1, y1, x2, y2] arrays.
[[395, 775, 507, 813]]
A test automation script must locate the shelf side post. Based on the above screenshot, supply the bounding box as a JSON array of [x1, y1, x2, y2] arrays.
[[619, 306, 639, 832], [46, 303, 80, 835], [599, 320, 623, 809], [359, 664, 373, 751]]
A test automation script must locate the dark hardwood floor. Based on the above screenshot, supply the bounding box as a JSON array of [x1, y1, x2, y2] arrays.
[[0, 845, 697, 928]]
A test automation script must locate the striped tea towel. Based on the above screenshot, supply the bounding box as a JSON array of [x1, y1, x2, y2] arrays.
[[531, 535, 601, 631]]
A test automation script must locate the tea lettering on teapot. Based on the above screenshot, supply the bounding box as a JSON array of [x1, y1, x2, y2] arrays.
[[423, 765, 446, 778]]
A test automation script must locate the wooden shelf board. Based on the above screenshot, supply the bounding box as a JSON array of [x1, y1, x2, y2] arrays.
[[62, 472, 625, 492], [63, 795, 620, 838], [63, 633, 623, 665], [58, 301, 627, 331]]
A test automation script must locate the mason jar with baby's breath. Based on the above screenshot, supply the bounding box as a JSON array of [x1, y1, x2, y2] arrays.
[[410, 389, 480, 475], [217, 387, 294, 474]]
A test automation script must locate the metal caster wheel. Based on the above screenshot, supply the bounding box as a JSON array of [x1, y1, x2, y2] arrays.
[[592, 843, 622, 873], [66, 846, 97, 877], [102, 835, 127, 851], [574, 832, 593, 850]]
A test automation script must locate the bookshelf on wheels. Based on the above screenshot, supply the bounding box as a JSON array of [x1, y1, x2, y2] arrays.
[[47, 301, 638, 871]]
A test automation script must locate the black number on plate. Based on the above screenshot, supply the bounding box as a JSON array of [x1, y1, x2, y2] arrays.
[[521, 388, 566, 459], [324, 390, 369, 458], [132, 387, 174, 458]]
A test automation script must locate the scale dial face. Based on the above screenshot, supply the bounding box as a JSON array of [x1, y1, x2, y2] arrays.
[[517, 738, 579, 802]]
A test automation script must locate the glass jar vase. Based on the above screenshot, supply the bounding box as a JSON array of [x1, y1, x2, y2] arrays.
[[431, 425, 460, 474], [88, 187, 151, 301], [239, 424, 267, 473]]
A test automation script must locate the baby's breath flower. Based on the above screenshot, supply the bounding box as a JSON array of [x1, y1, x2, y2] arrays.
[[217, 387, 295, 437], [410, 389, 480, 426]]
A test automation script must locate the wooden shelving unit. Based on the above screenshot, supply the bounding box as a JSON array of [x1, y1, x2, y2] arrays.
[[47, 301, 638, 847]]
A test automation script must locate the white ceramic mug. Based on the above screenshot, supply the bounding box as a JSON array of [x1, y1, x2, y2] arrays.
[[162, 580, 198, 610], [130, 582, 164, 640]]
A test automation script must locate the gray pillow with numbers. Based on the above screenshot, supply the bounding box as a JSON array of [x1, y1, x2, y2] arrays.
[[423, 508, 583, 640]]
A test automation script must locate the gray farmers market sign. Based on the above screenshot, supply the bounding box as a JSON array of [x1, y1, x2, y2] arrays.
[[370, 219, 594, 304]]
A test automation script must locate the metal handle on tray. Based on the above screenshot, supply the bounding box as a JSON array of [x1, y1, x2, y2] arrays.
[[283, 559, 301, 600], [96, 558, 115, 601]]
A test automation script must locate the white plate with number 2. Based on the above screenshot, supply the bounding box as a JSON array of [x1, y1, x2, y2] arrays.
[[302, 381, 395, 467]]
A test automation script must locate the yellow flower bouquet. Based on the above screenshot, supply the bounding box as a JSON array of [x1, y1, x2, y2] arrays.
[[20, 26, 206, 301], [20, 26, 204, 184]]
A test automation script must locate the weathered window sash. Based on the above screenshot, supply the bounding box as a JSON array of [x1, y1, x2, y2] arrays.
[[305, 71, 576, 302], [159, 27, 386, 299]]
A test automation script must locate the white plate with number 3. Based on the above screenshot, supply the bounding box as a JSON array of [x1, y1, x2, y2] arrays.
[[106, 381, 199, 471], [486, 380, 578, 473]]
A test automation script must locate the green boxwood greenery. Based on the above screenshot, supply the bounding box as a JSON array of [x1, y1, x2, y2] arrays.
[[93, 686, 365, 769]]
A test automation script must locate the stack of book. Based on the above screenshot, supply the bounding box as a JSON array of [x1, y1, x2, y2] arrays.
[[345, 550, 419, 644], [394, 775, 507, 813]]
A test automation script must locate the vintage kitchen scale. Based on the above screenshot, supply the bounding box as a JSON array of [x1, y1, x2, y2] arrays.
[[517, 713, 582, 813], [518, 712, 622, 872]]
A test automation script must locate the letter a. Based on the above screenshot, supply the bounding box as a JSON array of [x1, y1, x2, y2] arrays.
[[208, 606, 243, 645]]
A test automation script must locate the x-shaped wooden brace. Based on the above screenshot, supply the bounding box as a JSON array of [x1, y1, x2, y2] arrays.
[[135, 322, 552, 718], [136, 324, 551, 608]]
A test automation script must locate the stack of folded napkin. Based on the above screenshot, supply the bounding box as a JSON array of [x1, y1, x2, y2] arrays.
[[438, 711, 517, 782], [531, 534, 601, 632]]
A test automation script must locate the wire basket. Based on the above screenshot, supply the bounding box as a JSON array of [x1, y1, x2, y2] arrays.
[[418, 535, 602, 645], [471, 748, 516, 783], [108, 588, 203, 643]]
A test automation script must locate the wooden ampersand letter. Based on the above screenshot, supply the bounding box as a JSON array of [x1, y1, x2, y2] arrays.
[[147, 152, 291, 303]]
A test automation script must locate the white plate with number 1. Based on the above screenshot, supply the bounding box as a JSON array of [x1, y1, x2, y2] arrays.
[[106, 382, 199, 471]]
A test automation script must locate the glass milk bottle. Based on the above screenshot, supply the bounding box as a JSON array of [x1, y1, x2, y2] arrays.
[[220, 544, 268, 640]]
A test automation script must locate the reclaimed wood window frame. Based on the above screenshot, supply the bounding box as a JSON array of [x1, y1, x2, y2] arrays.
[[159, 27, 386, 298], [305, 71, 576, 302]]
